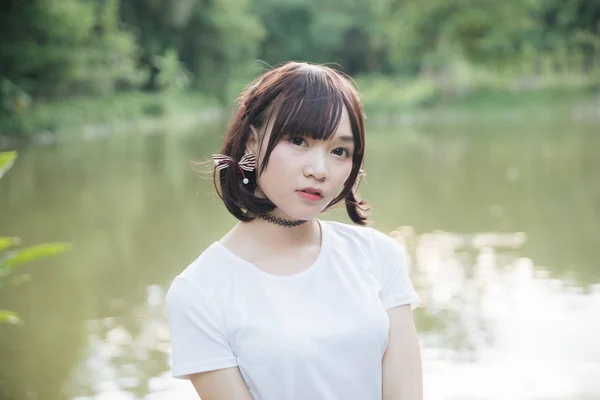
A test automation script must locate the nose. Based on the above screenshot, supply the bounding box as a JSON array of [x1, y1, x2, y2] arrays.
[[304, 149, 329, 181]]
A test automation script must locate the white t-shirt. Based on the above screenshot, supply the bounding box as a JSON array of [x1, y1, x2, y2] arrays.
[[166, 220, 421, 400]]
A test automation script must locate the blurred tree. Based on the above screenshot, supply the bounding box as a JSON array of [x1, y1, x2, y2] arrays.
[[121, 0, 264, 102], [0, 0, 139, 98], [180, 0, 265, 103], [0, 0, 598, 106], [252, 0, 389, 75], [120, 0, 196, 91], [377, 0, 537, 74], [377, 0, 600, 77], [535, 0, 600, 69]]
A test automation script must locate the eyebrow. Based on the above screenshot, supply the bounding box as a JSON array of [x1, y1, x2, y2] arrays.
[[335, 135, 354, 143]]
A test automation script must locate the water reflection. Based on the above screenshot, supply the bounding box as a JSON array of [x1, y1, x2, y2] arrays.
[[0, 122, 598, 399], [65, 286, 171, 399], [397, 229, 600, 399]]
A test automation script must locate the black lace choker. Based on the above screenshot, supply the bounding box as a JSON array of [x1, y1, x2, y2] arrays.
[[256, 213, 307, 228]]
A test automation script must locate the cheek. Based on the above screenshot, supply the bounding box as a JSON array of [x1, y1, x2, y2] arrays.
[[334, 163, 353, 184], [257, 146, 294, 182], [267, 146, 292, 168]]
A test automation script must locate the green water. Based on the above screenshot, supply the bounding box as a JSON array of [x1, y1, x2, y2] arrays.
[[0, 117, 599, 399]]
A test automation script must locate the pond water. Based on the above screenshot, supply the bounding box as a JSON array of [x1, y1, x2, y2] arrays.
[[1, 114, 599, 400]]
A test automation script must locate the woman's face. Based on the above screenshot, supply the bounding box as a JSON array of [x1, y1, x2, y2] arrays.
[[249, 107, 355, 220]]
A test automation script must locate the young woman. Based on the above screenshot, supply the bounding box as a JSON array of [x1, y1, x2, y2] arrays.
[[166, 62, 423, 400]]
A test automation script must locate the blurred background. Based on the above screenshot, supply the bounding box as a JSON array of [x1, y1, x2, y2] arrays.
[[1, 0, 599, 399]]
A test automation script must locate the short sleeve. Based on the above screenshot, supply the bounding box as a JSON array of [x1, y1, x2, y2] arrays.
[[166, 276, 238, 379], [369, 228, 422, 311]]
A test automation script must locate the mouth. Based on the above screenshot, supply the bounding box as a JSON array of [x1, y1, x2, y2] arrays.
[[297, 188, 324, 201]]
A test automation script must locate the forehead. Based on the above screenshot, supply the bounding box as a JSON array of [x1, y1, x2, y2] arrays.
[[333, 107, 352, 137]]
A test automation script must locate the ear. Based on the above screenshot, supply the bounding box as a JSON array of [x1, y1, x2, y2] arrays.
[[246, 125, 260, 155]]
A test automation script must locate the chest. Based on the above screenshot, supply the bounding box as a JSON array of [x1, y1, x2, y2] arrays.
[[226, 261, 390, 366], [249, 245, 321, 276]]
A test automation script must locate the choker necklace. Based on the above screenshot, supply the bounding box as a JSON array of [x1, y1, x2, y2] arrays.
[[256, 213, 307, 228]]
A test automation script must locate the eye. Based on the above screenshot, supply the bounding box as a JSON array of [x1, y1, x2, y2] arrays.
[[332, 148, 352, 158], [288, 136, 307, 146]]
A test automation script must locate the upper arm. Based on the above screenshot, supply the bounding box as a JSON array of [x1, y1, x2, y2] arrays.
[[369, 228, 421, 310], [368, 228, 423, 398], [189, 367, 254, 400], [166, 277, 238, 379], [382, 305, 423, 400]]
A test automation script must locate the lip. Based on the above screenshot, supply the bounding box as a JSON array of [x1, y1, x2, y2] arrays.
[[298, 186, 323, 197], [297, 187, 324, 202], [298, 187, 324, 196], [298, 191, 322, 201]]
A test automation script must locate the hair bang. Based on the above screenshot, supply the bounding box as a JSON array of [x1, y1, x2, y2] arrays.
[[268, 82, 345, 143]]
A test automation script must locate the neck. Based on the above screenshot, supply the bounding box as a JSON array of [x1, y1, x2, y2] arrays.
[[256, 213, 307, 227], [236, 215, 321, 251]]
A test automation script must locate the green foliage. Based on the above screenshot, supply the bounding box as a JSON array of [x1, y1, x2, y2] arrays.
[[0, 310, 19, 324], [253, 0, 388, 75], [180, 0, 265, 103], [0, 243, 71, 273], [0, 151, 17, 179], [120, 0, 264, 102], [0, 0, 140, 97], [356, 75, 440, 114], [378, 0, 600, 76], [0, 0, 599, 137], [0, 152, 70, 324]]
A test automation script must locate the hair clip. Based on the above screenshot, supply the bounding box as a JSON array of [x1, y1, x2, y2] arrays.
[[212, 153, 256, 184]]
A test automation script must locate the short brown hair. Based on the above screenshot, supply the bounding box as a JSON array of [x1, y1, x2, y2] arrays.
[[213, 62, 370, 225]]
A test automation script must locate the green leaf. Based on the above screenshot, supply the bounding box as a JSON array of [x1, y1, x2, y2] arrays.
[[0, 151, 18, 179], [0, 310, 21, 325], [0, 243, 70, 273], [0, 236, 20, 253]]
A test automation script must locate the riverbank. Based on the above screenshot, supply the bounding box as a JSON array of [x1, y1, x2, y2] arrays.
[[0, 91, 220, 147], [364, 85, 600, 127], [356, 74, 600, 121], [1, 78, 598, 149]]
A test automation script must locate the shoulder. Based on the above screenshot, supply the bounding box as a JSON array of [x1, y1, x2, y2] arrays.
[[166, 243, 232, 310], [323, 219, 402, 256], [368, 226, 408, 260], [323, 219, 373, 245], [323, 220, 409, 283]]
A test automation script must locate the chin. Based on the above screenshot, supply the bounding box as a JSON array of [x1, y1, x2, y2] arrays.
[[271, 194, 331, 220]]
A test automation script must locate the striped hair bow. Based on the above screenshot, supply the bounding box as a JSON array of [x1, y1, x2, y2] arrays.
[[212, 153, 256, 184]]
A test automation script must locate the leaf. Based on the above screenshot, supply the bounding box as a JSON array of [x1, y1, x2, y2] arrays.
[[0, 310, 21, 325], [0, 151, 17, 179], [0, 243, 70, 273], [0, 236, 20, 253]]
